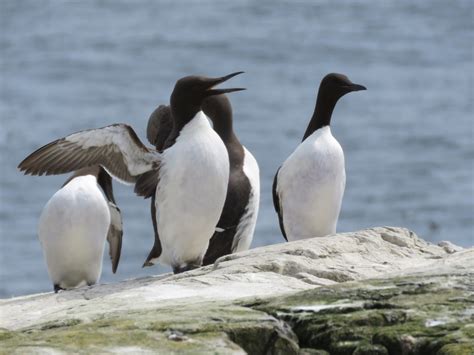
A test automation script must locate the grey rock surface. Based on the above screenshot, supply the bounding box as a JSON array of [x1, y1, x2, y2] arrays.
[[0, 227, 472, 354]]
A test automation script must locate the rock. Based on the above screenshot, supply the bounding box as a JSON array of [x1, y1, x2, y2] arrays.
[[0, 227, 472, 354], [438, 240, 464, 254]]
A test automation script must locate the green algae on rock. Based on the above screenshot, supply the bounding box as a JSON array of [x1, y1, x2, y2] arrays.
[[0, 227, 472, 354], [255, 274, 474, 354]]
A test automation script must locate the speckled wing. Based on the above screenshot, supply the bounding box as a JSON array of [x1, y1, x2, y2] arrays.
[[18, 124, 160, 184], [272, 167, 288, 241], [146, 105, 173, 152], [107, 201, 123, 274]]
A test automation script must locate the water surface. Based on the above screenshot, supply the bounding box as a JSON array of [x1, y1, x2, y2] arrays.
[[1, 0, 472, 297]]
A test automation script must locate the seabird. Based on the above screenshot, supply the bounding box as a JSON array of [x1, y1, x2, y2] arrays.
[[38, 166, 122, 292], [145, 95, 260, 265], [272, 73, 366, 241], [201, 94, 260, 264], [18, 72, 245, 274]]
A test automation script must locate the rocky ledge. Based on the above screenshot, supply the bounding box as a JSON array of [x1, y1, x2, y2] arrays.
[[0, 227, 472, 354]]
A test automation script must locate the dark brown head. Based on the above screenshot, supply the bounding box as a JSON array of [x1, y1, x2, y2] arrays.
[[146, 105, 173, 151], [303, 73, 366, 141], [318, 73, 366, 103], [170, 72, 245, 127]]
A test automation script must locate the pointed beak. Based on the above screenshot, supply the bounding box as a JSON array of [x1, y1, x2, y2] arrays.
[[204, 71, 246, 96], [347, 83, 367, 92]]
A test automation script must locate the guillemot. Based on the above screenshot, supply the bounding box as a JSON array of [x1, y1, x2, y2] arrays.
[[145, 95, 260, 265], [38, 166, 122, 292], [201, 94, 260, 264], [18, 72, 245, 274], [272, 73, 366, 241]]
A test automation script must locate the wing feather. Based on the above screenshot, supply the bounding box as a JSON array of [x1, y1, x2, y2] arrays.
[[18, 124, 160, 183], [107, 202, 123, 273], [134, 170, 160, 198]]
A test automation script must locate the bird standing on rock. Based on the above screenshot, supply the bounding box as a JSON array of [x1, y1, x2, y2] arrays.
[[37, 166, 122, 292], [146, 94, 260, 265], [273, 73, 366, 241], [201, 94, 260, 265], [19, 72, 245, 274]]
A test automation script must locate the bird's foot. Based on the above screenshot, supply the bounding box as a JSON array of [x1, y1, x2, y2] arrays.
[[172, 263, 200, 274], [53, 284, 65, 293]]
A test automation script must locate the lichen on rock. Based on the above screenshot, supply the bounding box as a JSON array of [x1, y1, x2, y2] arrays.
[[0, 227, 472, 354], [255, 273, 473, 354]]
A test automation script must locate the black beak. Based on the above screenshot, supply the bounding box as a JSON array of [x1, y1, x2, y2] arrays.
[[204, 71, 246, 96], [347, 83, 367, 92]]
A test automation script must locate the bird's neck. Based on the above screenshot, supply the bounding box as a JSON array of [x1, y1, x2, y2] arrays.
[[171, 107, 197, 133], [213, 115, 237, 144], [302, 92, 337, 141], [225, 136, 245, 168], [212, 118, 244, 166], [168, 103, 204, 143]]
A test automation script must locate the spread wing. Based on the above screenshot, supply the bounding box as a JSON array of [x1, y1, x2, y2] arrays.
[[134, 169, 161, 198], [107, 202, 123, 273], [146, 105, 173, 152], [272, 167, 288, 241], [18, 124, 160, 185]]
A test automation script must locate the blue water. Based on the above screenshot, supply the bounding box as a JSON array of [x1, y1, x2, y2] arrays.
[[1, 0, 473, 298]]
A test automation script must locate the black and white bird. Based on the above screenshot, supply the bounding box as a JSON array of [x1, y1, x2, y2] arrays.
[[201, 94, 259, 264], [146, 95, 260, 265], [19, 72, 245, 274], [272, 73, 366, 241], [37, 166, 122, 292]]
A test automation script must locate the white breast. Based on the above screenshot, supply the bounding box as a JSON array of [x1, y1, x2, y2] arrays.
[[232, 147, 260, 252], [38, 175, 111, 289], [277, 126, 345, 241], [155, 111, 230, 268]]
